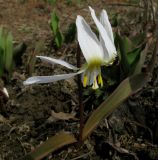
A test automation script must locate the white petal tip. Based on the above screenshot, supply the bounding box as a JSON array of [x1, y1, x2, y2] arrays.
[[23, 81, 33, 86], [88, 6, 92, 9], [2, 88, 9, 98], [23, 77, 39, 85]]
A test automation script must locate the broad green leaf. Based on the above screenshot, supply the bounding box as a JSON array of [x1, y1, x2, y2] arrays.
[[66, 0, 72, 5], [127, 47, 143, 65], [116, 34, 130, 76], [51, 11, 59, 34], [134, 39, 151, 75], [82, 73, 148, 140], [111, 14, 118, 27], [50, 11, 63, 48], [47, 0, 56, 5], [0, 27, 14, 80], [101, 65, 120, 85], [64, 23, 76, 43], [82, 37, 157, 140], [13, 42, 27, 66], [54, 31, 63, 48], [5, 32, 13, 72], [131, 33, 146, 46], [0, 47, 4, 77], [122, 36, 133, 53], [0, 28, 5, 77], [13, 42, 26, 57], [23, 132, 77, 160], [127, 43, 146, 74], [0, 28, 5, 54], [133, 44, 149, 74]]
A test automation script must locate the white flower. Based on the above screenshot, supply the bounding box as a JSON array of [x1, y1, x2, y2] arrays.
[[23, 7, 117, 89]]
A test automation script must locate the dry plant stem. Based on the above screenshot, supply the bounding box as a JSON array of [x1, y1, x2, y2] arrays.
[[149, 0, 156, 25], [76, 44, 84, 143], [105, 2, 144, 9], [143, 0, 150, 26]]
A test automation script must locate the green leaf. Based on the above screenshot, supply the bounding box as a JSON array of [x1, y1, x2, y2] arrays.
[[51, 11, 59, 34], [23, 132, 77, 160], [133, 46, 147, 74], [66, 0, 72, 5], [47, 0, 56, 5], [54, 31, 63, 48], [116, 34, 130, 76], [131, 33, 146, 46], [50, 11, 63, 48], [5, 32, 13, 73], [0, 47, 4, 77], [127, 43, 146, 74], [0, 28, 13, 79], [13, 42, 27, 66], [111, 14, 118, 27], [122, 36, 133, 53], [101, 65, 120, 85], [64, 23, 76, 43], [82, 73, 148, 140], [0, 28, 5, 53], [82, 37, 158, 141]]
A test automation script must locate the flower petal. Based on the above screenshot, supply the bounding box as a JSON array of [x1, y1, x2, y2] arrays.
[[76, 15, 104, 63], [89, 7, 117, 61], [23, 70, 85, 85], [37, 56, 78, 70], [100, 9, 114, 43]]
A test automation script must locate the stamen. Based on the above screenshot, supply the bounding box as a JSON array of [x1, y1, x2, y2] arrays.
[[98, 74, 103, 87], [83, 75, 88, 87], [92, 75, 99, 89]]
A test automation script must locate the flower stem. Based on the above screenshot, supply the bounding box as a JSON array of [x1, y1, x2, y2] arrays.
[[77, 44, 84, 143]]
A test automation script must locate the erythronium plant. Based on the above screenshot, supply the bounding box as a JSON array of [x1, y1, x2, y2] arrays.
[[23, 7, 117, 89], [22, 5, 157, 159]]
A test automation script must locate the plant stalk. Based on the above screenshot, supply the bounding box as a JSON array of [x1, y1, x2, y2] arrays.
[[76, 44, 84, 143]]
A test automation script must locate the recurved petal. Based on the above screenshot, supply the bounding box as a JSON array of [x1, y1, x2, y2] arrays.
[[23, 70, 85, 85], [89, 7, 117, 60], [37, 56, 78, 70], [100, 9, 114, 43], [76, 15, 104, 63]]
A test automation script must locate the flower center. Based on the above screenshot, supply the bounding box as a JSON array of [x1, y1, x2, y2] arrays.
[[82, 68, 103, 89], [87, 58, 103, 71], [81, 58, 104, 89]]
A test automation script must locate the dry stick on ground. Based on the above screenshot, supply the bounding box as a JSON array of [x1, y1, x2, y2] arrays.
[[103, 1, 144, 9], [149, 0, 156, 26], [142, 0, 153, 27], [76, 43, 84, 143]]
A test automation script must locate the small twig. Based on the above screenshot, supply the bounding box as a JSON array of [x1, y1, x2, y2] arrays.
[[76, 43, 84, 143], [149, 0, 156, 26], [147, 37, 158, 72], [70, 151, 91, 160], [105, 2, 144, 9], [16, 137, 27, 155]]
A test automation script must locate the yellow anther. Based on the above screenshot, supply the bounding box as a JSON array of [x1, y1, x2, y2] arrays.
[[98, 74, 103, 87], [83, 75, 88, 87]]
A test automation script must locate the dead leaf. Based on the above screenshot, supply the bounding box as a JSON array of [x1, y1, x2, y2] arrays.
[[0, 114, 7, 123], [47, 110, 78, 122]]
